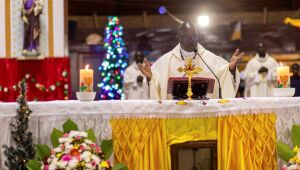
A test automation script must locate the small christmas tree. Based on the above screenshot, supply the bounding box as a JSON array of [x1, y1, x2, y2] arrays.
[[2, 80, 35, 169], [98, 16, 128, 100]]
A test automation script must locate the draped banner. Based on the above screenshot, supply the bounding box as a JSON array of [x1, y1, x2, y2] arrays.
[[0, 58, 70, 102], [111, 114, 277, 170]]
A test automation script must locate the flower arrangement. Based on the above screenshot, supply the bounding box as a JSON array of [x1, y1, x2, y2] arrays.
[[277, 125, 300, 170], [26, 119, 127, 170]]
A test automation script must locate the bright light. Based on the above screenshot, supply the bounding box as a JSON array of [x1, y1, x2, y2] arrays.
[[85, 64, 89, 69], [197, 15, 209, 27], [158, 6, 167, 15]]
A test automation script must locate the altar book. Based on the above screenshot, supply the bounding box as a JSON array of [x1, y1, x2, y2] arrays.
[[167, 77, 215, 100]]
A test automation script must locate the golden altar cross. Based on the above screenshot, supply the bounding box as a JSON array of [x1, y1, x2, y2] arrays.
[[177, 58, 202, 100]]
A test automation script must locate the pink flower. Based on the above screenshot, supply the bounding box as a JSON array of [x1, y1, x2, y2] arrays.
[[96, 146, 101, 153], [90, 143, 96, 147], [43, 165, 49, 170], [80, 145, 85, 151], [62, 155, 72, 162], [75, 136, 81, 140], [63, 133, 69, 137], [92, 161, 96, 166]]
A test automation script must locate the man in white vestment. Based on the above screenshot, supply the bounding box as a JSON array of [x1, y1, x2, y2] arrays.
[[124, 51, 149, 99], [244, 43, 278, 97], [138, 21, 244, 99]]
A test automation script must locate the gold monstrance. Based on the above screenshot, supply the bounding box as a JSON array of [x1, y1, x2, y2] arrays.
[[177, 58, 202, 100]]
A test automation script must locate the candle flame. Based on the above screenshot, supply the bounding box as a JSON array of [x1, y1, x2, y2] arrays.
[[279, 62, 283, 67], [85, 65, 89, 69]]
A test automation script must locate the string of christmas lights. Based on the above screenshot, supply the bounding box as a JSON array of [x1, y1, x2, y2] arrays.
[[98, 16, 128, 100]]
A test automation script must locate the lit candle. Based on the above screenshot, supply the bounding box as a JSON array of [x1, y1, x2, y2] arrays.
[[277, 63, 290, 88], [80, 65, 93, 92]]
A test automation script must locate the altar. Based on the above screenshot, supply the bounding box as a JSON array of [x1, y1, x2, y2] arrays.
[[0, 98, 300, 170]]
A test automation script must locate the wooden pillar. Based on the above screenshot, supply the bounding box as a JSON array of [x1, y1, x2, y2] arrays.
[[143, 11, 148, 28], [263, 7, 268, 24]]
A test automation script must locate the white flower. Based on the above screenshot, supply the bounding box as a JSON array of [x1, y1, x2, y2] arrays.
[[80, 131, 88, 137], [69, 131, 80, 137], [91, 154, 101, 163], [85, 139, 93, 144], [4, 87, 8, 93], [48, 163, 57, 170], [57, 161, 68, 168], [68, 158, 78, 168], [59, 137, 73, 143], [53, 147, 62, 153], [82, 151, 92, 162]]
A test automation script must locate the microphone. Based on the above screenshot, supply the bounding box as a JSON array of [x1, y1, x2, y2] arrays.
[[194, 49, 222, 99]]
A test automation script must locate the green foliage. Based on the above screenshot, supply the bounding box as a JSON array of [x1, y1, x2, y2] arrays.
[[63, 119, 79, 132], [101, 140, 113, 160], [36, 144, 51, 161], [291, 125, 300, 147], [112, 163, 128, 170], [26, 160, 42, 170], [86, 128, 97, 143], [277, 142, 297, 162], [51, 128, 63, 147], [277, 124, 300, 162]]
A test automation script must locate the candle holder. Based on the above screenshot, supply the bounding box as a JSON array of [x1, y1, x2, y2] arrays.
[[272, 88, 295, 97], [76, 92, 96, 102]]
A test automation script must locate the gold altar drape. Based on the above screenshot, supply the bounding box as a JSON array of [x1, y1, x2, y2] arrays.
[[111, 113, 277, 170], [111, 119, 168, 170], [218, 113, 277, 170], [165, 118, 218, 169]]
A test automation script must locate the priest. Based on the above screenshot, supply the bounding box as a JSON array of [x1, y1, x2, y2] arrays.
[[138, 21, 244, 100], [124, 51, 149, 99], [244, 43, 278, 97]]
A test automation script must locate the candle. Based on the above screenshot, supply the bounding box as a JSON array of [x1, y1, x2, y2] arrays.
[[80, 65, 93, 92], [277, 64, 290, 88]]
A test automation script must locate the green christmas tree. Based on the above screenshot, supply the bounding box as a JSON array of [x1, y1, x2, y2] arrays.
[[2, 80, 35, 169], [98, 16, 128, 100]]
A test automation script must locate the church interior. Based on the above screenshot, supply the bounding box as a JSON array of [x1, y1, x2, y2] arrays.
[[0, 0, 300, 169]]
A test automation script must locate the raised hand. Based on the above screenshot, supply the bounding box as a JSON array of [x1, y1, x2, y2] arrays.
[[229, 49, 244, 71], [138, 58, 152, 81]]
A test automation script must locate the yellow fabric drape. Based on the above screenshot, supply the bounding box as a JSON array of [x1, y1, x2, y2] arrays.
[[218, 113, 277, 170], [165, 118, 218, 169], [111, 113, 277, 170], [111, 118, 168, 170]]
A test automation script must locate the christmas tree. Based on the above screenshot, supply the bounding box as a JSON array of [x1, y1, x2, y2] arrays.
[[2, 80, 35, 169], [98, 16, 128, 100]]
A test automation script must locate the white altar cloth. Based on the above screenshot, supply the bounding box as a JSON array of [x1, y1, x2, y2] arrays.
[[0, 98, 299, 169]]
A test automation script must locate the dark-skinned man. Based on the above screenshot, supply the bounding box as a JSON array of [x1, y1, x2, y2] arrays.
[[138, 21, 244, 99], [124, 51, 149, 99], [244, 43, 278, 97]]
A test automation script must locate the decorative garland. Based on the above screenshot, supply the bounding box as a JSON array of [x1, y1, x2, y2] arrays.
[[0, 70, 69, 100]]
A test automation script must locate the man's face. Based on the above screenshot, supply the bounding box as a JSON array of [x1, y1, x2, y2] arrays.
[[134, 52, 144, 64], [257, 46, 266, 58], [292, 64, 300, 76], [178, 27, 198, 52]]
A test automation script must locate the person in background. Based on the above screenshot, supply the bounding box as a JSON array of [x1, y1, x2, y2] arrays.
[[124, 51, 149, 99], [244, 43, 278, 97], [291, 63, 300, 97]]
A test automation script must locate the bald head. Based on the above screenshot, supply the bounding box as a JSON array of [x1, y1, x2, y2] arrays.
[[177, 21, 198, 52]]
